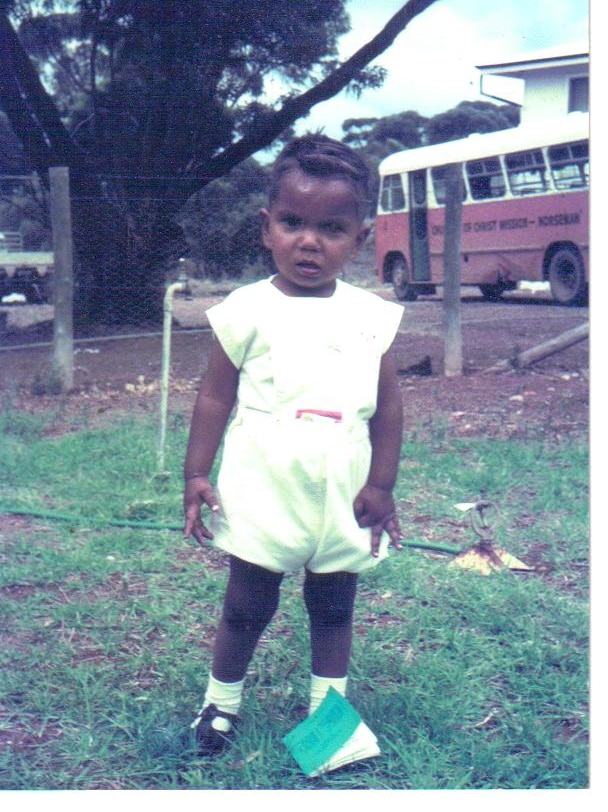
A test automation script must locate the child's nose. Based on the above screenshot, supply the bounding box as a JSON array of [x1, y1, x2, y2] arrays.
[[298, 228, 320, 249]]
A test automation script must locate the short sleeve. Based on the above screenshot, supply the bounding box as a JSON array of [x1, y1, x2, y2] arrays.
[[206, 285, 258, 369], [338, 282, 403, 354], [376, 298, 404, 354]]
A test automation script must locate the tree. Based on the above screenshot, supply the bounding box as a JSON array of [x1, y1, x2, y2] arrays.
[[425, 100, 519, 145], [179, 159, 272, 280], [343, 109, 428, 203], [344, 110, 427, 157], [0, 0, 439, 326]]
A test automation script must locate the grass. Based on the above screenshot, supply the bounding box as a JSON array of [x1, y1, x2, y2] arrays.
[[0, 404, 589, 790]]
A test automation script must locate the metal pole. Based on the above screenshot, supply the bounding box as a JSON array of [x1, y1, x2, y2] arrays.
[[157, 274, 189, 475]]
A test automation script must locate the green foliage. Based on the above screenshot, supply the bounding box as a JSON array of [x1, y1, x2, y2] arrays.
[[179, 159, 273, 280], [425, 100, 520, 145], [11, 1, 351, 175], [0, 406, 47, 441], [342, 101, 518, 163], [342, 110, 428, 205], [343, 110, 428, 157]]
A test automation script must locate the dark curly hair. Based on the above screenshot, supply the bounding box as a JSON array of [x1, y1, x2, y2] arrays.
[[268, 133, 371, 220]]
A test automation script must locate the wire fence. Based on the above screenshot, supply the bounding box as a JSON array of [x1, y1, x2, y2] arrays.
[[0, 164, 275, 341], [0, 162, 379, 310]]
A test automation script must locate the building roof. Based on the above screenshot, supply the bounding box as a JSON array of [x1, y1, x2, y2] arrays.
[[476, 42, 588, 76]]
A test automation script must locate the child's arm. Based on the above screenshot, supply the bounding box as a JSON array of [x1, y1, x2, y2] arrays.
[[353, 342, 404, 557], [183, 337, 239, 546]]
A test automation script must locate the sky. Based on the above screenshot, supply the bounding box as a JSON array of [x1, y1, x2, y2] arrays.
[[292, 0, 590, 139]]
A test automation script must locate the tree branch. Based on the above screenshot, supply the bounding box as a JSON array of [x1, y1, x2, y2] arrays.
[[0, 0, 440, 200], [0, 15, 83, 168], [203, 0, 439, 182]]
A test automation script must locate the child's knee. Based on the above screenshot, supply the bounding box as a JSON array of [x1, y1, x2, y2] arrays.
[[304, 571, 357, 628], [221, 556, 282, 630], [222, 591, 278, 630]]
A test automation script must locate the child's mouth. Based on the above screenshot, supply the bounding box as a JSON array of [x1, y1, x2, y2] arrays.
[[296, 262, 322, 276]]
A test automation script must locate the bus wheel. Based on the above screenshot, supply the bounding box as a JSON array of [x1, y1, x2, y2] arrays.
[[479, 283, 507, 302], [391, 257, 417, 301], [548, 248, 587, 305]]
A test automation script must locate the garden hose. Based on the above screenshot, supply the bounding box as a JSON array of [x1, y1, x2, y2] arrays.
[[0, 505, 462, 556]]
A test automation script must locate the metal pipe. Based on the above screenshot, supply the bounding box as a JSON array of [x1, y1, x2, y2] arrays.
[[157, 271, 191, 475]]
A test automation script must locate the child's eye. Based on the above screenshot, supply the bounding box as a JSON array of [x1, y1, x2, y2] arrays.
[[281, 215, 302, 229], [321, 221, 345, 234]]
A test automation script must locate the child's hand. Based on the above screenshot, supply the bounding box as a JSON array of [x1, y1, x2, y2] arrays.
[[353, 484, 403, 558], [183, 476, 221, 547]]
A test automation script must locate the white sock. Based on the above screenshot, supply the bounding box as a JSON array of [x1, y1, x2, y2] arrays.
[[201, 673, 244, 730], [309, 674, 348, 715]]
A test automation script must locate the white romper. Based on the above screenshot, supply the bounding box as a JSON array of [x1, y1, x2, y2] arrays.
[[206, 277, 403, 574]]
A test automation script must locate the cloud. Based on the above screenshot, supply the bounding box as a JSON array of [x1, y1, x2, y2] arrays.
[[294, 0, 588, 138]]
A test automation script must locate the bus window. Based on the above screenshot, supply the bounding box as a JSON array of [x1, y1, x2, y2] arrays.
[[548, 140, 589, 190], [379, 174, 406, 212], [466, 157, 506, 200], [505, 149, 548, 195], [431, 165, 467, 205]]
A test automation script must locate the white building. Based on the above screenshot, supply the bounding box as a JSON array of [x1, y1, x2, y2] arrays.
[[476, 43, 589, 125]]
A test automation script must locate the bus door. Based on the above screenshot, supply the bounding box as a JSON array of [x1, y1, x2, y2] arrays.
[[408, 170, 431, 281]]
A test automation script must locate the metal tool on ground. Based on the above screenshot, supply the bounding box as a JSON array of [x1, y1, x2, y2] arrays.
[[450, 500, 532, 575]]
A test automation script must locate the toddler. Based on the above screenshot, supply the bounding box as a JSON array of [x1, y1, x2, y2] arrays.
[[183, 133, 404, 756]]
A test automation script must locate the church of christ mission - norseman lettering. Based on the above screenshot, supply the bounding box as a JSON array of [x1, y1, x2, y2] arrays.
[[432, 210, 582, 234], [375, 113, 588, 305]]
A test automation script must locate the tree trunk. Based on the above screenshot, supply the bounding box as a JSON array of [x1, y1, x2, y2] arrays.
[[70, 191, 185, 327]]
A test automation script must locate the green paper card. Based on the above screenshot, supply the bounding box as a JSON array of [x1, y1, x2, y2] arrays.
[[282, 687, 361, 776]]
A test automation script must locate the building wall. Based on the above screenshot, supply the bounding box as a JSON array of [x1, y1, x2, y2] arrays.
[[520, 65, 588, 124]]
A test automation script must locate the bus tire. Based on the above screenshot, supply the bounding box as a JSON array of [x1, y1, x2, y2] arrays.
[[547, 248, 587, 305], [391, 257, 418, 301], [479, 283, 507, 302]]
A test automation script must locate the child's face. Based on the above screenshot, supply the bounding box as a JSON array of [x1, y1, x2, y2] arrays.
[[261, 169, 368, 297]]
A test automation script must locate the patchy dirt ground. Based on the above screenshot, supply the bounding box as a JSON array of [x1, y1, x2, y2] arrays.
[[0, 281, 589, 440]]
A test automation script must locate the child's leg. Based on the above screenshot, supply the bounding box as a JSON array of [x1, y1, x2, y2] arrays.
[[193, 556, 283, 752], [303, 570, 358, 712], [212, 555, 284, 683]]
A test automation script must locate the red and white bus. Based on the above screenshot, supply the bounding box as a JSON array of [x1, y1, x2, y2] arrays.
[[375, 112, 589, 305]]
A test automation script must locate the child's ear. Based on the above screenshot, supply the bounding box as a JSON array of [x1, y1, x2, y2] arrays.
[[260, 208, 272, 247]]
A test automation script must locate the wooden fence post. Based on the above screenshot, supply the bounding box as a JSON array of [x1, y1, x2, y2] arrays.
[[443, 162, 464, 377], [49, 166, 74, 391]]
